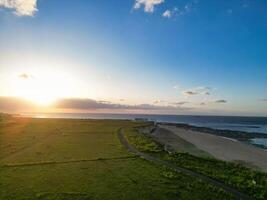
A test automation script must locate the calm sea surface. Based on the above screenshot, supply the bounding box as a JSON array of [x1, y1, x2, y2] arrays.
[[22, 113, 267, 147]]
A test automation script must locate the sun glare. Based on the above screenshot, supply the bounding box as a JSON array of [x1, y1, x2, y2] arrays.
[[12, 69, 73, 106], [25, 93, 56, 106], [17, 83, 58, 106]]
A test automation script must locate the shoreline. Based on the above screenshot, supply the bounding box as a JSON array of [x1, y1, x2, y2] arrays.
[[157, 125, 267, 172], [158, 122, 267, 149]]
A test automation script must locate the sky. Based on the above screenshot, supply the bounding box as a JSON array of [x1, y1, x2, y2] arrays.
[[0, 0, 267, 116]]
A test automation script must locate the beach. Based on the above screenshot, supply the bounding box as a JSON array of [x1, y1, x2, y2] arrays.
[[155, 125, 267, 171]]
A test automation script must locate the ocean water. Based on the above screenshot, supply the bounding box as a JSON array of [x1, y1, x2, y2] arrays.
[[250, 138, 267, 148], [22, 113, 267, 134]]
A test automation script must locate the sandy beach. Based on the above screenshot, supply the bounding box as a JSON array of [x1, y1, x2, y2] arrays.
[[158, 125, 267, 171]]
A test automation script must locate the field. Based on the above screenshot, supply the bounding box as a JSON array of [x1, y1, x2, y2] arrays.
[[0, 115, 254, 200], [125, 127, 267, 200]]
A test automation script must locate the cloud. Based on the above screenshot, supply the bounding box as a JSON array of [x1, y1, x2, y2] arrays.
[[134, 0, 164, 13], [18, 73, 33, 79], [260, 99, 267, 102], [0, 96, 193, 114], [162, 10, 171, 18], [153, 100, 165, 104], [54, 98, 121, 110], [182, 91, 198, 96], [52, 98, 194, 114], [171, 101, 189, 105], [0, 0, 38, 16], [181, 86, 211, 96], [0, 96, 34, 111], [195, 86, 211, 92], [53, 98, 190, 112], [170, 1, 197, 17], [184, 2, 194, 13], [162, 7, 179, 18], [200, 86, 211, 90], [214, 99, 227, 103]]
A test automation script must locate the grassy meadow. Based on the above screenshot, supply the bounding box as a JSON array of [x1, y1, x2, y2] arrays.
[[125, 128, 267, 200], [0, 115, 245, 200]]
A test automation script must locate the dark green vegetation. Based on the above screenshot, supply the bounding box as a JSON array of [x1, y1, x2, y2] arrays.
[[125, 127, 267, 200], [159, 122, 267, 141], [0, 115, 238, 200]]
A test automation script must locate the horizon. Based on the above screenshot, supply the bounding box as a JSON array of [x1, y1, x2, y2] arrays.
[[1, 0, 267, 116], [5, 110, 267, 118]]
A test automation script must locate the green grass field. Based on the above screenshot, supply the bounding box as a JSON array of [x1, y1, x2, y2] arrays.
[[0, 115, 243, 200], [125, 127, 267, 200]]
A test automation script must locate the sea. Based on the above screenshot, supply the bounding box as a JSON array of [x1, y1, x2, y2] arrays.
[[21, 113, 267, 148]]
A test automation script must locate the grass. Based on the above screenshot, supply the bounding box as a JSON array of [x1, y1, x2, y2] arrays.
[[0, 115, 238, 200], [125, 127, 267, 200]]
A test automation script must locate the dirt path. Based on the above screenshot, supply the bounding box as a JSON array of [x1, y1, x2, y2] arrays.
[[118, 129, 252, 200]]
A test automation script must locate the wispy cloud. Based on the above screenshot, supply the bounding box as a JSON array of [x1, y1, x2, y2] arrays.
[[153, 100, 165, 104], [171, 101, 189, 105], [162, 7, 179, 18], [0, 0, 38, 16], [134, 0, 164, 13], [260, 99, 267, 102], [162, 9, 171, 18], [182, 91, 198, 96], [214, 99, 227, 103], [98, 100, 112, 104], [184, 1, 195, 13], [165, 1, 197, 18], [182, 86, 211, 96], [18, 73, 34, 79]]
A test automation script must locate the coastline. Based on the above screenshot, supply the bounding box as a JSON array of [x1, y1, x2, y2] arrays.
[[158, 122, 267, 149], [155, 124, 267, 172]]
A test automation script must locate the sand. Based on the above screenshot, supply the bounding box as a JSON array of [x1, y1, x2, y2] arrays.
[[159, 125, 267, 171], [148, 127, 212, 157]]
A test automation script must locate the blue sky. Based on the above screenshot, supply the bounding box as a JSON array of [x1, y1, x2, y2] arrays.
[[0, 0, 267, 116]]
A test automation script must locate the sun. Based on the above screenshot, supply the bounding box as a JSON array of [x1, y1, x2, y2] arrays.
[[13, 70, 65, 106], [17, 83, 58, 106], [24, 93, 57, 106], [10, 67, 86, 107]]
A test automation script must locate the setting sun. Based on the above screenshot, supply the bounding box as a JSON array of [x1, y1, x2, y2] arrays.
[[11, 69, 73, 106], [23, 92, 56, 106]]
